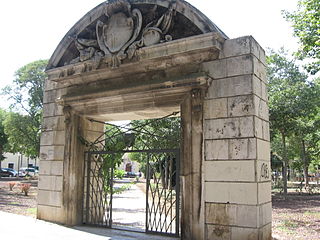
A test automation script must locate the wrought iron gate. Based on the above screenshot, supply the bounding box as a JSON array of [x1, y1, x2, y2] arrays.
[[83, 152, 113, 227], [82, 114, 180, 237], [146, 149, 180, 235]]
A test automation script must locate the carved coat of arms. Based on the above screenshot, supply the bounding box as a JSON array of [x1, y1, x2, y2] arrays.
[[69, 0, 176, 68]]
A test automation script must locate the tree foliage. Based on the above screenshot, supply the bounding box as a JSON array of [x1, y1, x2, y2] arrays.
[[268, 49, 309, 134], [0, 109, 8, 162], [103, 124, 128, 168], [283, 0, 320, 74], [3, 112, 40, 158], [91, 117, 180, 176], [3, 59, 47, 114], [267, 48, 320, 191], [128, 117, 180, 176], [130, 117, 180, 151], [2, 59, 47, 158]]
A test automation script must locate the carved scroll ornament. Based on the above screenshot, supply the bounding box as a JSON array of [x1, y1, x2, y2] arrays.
[[68, 0, 176, 68]]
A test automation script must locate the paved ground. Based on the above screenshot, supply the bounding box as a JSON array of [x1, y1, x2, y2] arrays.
[[112, 179, 146, 231], [0, 211, 179, 240]]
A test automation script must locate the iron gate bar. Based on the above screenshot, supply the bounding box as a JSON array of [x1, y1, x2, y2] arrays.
[[91, 129, 177, 150], [145, 150, 180, 236], [83, 149, 180, 236], [83, 153, 113, 227], [82, 114, 181, 236], [87, 112, 180, 148], [145, 153, 150, 234], [85, 152, 91, 224], [176, 151, 180, 236], [85, 149, 180, 154], [110, 155, 114, 227]]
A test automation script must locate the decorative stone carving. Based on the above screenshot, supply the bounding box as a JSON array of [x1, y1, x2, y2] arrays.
[[96, 0, 142, 67], [127, 3, 175, 59], [69, 38, 103, 65], [68, 0, 176, 68]]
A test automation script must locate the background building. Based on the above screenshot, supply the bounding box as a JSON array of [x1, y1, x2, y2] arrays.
[[1, 153, 38, 170]]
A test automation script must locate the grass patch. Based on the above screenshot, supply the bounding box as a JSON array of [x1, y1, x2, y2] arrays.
[[113, 182, 135, 195], [277, 220, 300, 233], [9, 202, 19, 205], [304, 211, 320, 217]]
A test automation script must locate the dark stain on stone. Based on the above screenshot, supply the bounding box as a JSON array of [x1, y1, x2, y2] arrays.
[[213, 227, 226, 237], [243, 104, 250, 112], [227, 121, 236, 132]]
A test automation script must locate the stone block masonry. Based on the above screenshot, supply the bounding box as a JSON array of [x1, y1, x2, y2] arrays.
[[38, 1, 271, 239], [37, 35, 271, 239], [38, 12, 271, 238], [37, 87, 66, 223], [38, 35, 271, 240], [38, 81, 105, 225], [202, 36, 271, 240]]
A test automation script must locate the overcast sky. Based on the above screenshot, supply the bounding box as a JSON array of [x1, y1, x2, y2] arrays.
[[0, 0, 299, 109]]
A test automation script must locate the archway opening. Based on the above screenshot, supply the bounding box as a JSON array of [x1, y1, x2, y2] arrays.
[[82, 114, 181, 236]]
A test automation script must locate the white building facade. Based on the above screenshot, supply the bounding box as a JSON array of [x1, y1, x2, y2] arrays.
[[1, 153, 38, 171]]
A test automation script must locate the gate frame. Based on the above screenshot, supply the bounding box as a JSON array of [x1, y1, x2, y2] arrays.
[[83, 148, 181, 237]]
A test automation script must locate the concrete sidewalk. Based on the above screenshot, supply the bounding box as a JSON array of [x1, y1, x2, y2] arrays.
[[0, 211, 179, 240], [112, 180, 146, 230]]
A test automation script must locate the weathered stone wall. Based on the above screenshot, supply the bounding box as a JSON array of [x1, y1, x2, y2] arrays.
[[181, 89, 205, 240], [202, 36, 271, 240], [37, 80, 66, 223], [38, 80, 104, 225], [38, 34, 271, 239]]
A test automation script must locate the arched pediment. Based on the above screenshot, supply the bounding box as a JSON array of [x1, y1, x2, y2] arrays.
[[47, 0, 228, 70]]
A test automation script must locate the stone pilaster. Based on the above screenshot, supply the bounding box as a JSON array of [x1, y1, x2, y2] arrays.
[[181, 89, 205, 240], [201, 36, 271, 240], [38, 80, 105, 225], [37, 80, 67, 223]]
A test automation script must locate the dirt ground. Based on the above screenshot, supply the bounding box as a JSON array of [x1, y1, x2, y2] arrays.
[[0, 178, 319, 239], [272, 193, 320, 240], [0, 178, 38, 217]]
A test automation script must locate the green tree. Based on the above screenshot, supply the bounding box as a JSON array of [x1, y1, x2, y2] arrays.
[[283, 0, 320, 74], [267, 48, 310, 194], [2, 59, 47, 158], [130, 116, 180, 151], [297, 85, 320, 177], [129, 116, 180, 182], [3, 112, 40, 158], [291, 80, 320, 186], [0, 109, 8, 168]]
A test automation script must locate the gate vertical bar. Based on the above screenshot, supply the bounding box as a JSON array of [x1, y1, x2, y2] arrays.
[[145, 153, 150, 232], [109, 154, 114, 228], [176, 150, 180, 236], [85, 152, 91, 224], [82, 152, 87, 223]]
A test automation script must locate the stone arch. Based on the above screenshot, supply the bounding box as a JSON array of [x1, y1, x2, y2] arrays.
[[47, 0, 228, 70], [39, 1, 272, 239]]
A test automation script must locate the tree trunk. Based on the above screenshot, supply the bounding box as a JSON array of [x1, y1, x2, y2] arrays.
[[17, 155, 20, 177], [301, 139, 309, 187], [0, 145, 3, 169], [160, 160, 166, 189], [281, 132, 288, 194]]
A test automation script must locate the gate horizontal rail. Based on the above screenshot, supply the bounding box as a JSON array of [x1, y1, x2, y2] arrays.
[[85, 149, 180, 154]]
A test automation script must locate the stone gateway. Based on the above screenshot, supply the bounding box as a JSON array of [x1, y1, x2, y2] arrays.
[[38, 0, 271, 239]]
